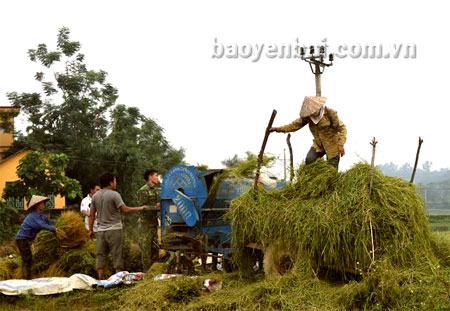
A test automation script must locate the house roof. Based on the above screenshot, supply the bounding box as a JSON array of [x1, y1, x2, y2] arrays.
[[0, 147, 33, 165], [0, 106, 20, 111]]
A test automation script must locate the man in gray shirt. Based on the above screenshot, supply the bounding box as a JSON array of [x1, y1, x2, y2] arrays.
[[89, 172, 146, 280]]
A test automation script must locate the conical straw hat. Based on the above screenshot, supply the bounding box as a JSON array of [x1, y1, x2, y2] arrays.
[[28, 195, 50, 209], [300, 96, 327, 118]]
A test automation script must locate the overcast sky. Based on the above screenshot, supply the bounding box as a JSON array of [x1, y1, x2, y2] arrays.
[[0, 0, 448, 176]]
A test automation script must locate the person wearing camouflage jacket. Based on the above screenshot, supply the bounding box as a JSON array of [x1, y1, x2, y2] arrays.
[[270, 96, 347, 169], [137, 169, 161, 270]]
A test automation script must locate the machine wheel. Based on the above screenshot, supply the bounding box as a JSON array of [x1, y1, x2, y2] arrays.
[[222, 257, 235, 273], [238, 247, 264, 276], [211, 255, 218, 271], [263, 245, 294, 277], [167, 253, 196, 275]]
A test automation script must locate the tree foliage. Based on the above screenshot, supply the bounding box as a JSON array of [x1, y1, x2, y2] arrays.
[[377, 162, 450, 184], [378, 162, 450, 212], [221, 154, 241, 168], [92, 104, 185, 203], [0, 201, 18, 244], [6, 27, 184, 204], [2, 150, 82, 202], [222, 152, 275, 170], [0, 109, 20, 133], [7, 27, 116, 152]]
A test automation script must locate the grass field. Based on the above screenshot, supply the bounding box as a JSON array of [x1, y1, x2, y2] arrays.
[[428, 209, 450, 216], [429, 215, 450, 232], [1, 217, 450, 311]]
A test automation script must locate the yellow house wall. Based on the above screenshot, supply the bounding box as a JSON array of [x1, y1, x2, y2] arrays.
[[0, 118, 14, 160], [0, 150, 66, 209], [0, 131, 14, 147], [0, 107, 19, 160]]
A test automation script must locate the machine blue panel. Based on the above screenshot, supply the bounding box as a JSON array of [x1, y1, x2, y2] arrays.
[[161, 165, 208, 225], [216, 179, 253, 200], [216, 179, 284, 200], [172, 190, 199, 227], [161, 165, 208, 199]]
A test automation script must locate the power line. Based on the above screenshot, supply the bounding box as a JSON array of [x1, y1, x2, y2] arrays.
[[68, 156, 158, 169]]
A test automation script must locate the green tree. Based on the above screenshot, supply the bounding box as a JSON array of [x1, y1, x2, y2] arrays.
[[97, 104, 184, 204], [7, 27, 115, 151], [5, 27, 184, 202], [2, 150, 82, 203], [6, 27, 116, 195], [221, 151, 275, 177], [422, 161, 432, 172], [378, 162, 450, 184], [221, 154, 240, 168], [0, 109, 20, 134]]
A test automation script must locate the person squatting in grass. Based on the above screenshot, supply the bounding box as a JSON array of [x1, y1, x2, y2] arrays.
[[89, 172, 147, 280]]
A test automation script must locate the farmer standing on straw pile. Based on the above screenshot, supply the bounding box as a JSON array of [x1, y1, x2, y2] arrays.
[[270, 96, 347, 169], [89, 172, 147, 280], [15, 195, 55, 279]]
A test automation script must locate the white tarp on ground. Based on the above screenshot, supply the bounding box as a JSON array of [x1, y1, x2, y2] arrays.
[[0, 274, 97, 296]]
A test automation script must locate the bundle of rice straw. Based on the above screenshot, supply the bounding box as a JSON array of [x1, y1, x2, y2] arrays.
[[55, 211, 89, 248], [32, 230, 63, 275]]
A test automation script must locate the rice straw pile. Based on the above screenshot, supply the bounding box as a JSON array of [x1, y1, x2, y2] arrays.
[[228, 160, 434, 275]]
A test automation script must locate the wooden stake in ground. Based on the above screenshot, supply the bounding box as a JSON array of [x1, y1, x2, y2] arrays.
[[368, 137, 378, 263], [410, 137, 424, 184], [286, 134, 294, 182], [254, 110, 277, 189], [369, 137, 378, 196]]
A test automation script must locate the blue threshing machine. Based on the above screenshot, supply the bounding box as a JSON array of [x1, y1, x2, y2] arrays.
[[160, 164, 282, 273]]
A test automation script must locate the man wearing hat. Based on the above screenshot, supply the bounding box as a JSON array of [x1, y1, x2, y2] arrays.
[[270, 96, 347, 169], [15, 195, 55, 279]]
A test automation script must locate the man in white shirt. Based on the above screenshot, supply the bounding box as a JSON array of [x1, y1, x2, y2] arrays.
[[80, 183, 100, 232]]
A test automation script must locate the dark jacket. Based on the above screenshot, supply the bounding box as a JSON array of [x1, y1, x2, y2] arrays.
[[15, 211, 55, 240], [276, 107, 347, 159]]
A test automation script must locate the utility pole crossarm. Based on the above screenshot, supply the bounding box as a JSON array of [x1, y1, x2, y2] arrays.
[[300, 45, 334, 97]]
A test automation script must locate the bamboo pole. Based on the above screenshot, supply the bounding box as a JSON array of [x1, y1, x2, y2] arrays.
[[254, 110, 277, 189], [286, 134, 294, 182], [368, 137, 378, 262], [410, 137, 424, 184], [369, 137, 378, 196]]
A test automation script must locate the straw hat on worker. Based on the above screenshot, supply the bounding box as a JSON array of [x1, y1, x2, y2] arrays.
[[28, 195, 50, 210], [300, 96, 327, 122]]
